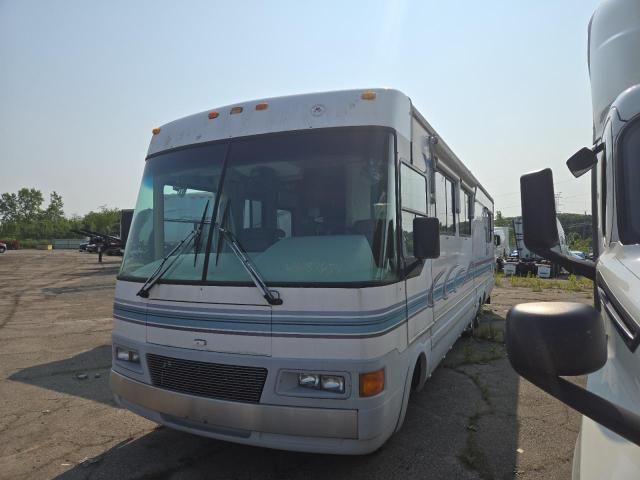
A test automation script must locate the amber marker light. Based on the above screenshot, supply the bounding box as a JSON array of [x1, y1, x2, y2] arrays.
[[208, 111, 219, 119], [359, 369, 385, 397], [255, 102, 268, 111], [361, 91, 377, 100], [230, 106, 243, 114], [152, 127, 161, 135]]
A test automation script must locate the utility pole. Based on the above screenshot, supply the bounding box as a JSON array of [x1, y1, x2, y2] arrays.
[[554, 192, 562, 214]]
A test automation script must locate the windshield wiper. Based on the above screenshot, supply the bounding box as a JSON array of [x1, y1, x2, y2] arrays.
[[137, 201, 210, 298], [216, 224, 283, 306], [193, 200, 210, 267], [136, 231, 196, 298]]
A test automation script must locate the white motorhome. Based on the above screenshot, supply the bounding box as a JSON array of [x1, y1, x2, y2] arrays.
[[507, 0, 640, 477], [110, 88, 495, 454]]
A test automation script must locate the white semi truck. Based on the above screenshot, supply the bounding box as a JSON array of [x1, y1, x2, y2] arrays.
[[507, 0, 640, 477]]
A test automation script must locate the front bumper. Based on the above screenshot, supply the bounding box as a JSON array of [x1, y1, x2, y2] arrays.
[[111, 370, 358, 439]]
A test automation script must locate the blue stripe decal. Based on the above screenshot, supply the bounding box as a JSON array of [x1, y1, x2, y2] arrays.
[[113, 256, 495, 336]]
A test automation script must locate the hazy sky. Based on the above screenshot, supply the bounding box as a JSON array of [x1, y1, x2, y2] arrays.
[[1, 0, 600, 217]]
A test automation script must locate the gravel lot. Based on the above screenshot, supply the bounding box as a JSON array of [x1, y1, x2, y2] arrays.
[[0, 250, 593, 480]]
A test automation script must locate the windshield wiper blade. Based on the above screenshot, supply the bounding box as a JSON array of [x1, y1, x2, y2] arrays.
[[137, 200, 212, 298], [136, 230, 196, 298], [216, 224, 283, 306], [193, 200, 210, 267]]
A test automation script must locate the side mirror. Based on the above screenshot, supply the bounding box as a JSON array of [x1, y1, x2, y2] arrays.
[[506, 302, 640, 446], [495, 236, 501, 246], [507, 302, 606, 378], [520, 168, 559, 251], [567, 147, 597, 178], [520, 169, 596, 280], [413, 217, 440, 259]]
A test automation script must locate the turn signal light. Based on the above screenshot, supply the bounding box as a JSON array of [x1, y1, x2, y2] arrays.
[[361, 91, 377, 100], [255, 103, 268, 111], [359, 369, 385, 397], [230, 106, 243, 114], [152, 127, 161, 135], [208, 111, 219, 119]]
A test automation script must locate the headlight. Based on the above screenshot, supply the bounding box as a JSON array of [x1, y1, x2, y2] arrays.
[[320, 375, 345, 393], [298, 373, 320, 388], [298, 373, 345, 394], [115, 346, 140, 363]]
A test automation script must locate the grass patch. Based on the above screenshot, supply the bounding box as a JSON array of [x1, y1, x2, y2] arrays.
[[496, 272, 593, 293]]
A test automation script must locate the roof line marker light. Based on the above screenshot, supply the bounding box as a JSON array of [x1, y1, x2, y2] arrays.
[[208, 111, 219, 119], [230, 106, 243, 115], [255, 103, 268, 111], [152, 127, 161, 135], [361, 91, 377, 100]]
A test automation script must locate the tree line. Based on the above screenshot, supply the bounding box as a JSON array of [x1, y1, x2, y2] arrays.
[[0, 188, 122, 244]]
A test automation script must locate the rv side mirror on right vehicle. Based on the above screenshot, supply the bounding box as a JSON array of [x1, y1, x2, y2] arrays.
[[520, 168, 596, 280], [506, 302, 640, 446], [566, 147, 598, 178], [413, 217, 440, 259]]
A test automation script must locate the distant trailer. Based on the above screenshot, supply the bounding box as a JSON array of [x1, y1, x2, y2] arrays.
[[52, 239, 84, 250]]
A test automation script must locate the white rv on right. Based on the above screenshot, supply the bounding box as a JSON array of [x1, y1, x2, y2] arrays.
[[506, 1, 640, 479]]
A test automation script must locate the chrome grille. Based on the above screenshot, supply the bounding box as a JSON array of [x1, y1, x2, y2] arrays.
[[146, 354, 267, 403]]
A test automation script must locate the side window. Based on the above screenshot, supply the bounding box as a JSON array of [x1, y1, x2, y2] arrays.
[[400, 164, 427, 257], [447, 179, 456, 234], [459, 190, 472, 236], [434, 172, 448, 232], [434, 171, 456, 235], [484, 209, 493, 243], [401, 164, 427, 213]]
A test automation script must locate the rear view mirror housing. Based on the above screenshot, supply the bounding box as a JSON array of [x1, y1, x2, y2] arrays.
[[506, 302, 640, 446], [520, 169, 596, 280], [506, 302, 606, 378], [520, 169, 560, 251], [567, 147, 598, 178], [413, 217, 440, 260]]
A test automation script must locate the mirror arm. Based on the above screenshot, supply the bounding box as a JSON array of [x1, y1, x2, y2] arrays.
[[528, 375, 640, 446], [533, 248, 596, 281]]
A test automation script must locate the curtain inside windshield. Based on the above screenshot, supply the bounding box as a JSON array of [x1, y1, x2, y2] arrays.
[[120, 128, 399, 285]]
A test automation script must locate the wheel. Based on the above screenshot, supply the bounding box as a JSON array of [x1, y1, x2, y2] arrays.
[[0, 247, 6, 254]]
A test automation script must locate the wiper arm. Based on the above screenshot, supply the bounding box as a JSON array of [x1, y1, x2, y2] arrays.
[[216, 224, 283, 306], [193, 200, 210, 267], [136, 230, 196, 298], [137, 201, 211, 298]]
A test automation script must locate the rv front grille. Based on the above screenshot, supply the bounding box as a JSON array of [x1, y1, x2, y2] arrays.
[[146, 354, 268, 404]]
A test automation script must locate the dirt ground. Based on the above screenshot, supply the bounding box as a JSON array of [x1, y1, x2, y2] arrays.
[[0, 250, 594, 480]]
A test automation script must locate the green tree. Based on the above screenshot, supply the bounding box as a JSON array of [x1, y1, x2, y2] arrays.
[[81, 206, 121, 235], [0, 192, 19, 223], [44, 191, 65, 219], [15, 188, 44, 222], [495, 210, 509, 227]]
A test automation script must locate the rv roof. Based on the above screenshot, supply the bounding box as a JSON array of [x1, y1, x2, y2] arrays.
[[147, 89, 412, 156]]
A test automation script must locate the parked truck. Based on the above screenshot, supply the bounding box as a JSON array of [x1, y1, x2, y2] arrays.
[[507, 0, 640, 477]]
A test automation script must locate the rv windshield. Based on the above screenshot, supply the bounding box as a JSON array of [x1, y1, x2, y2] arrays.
[[120, 127, 400, 286]]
